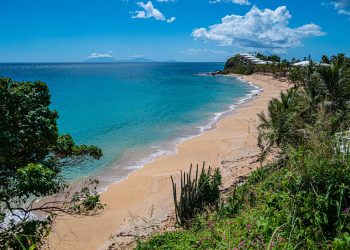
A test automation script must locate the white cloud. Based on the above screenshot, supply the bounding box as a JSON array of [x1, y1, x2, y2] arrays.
[[331, 0, 350, 15], [89, 51, 113, 58], [132, 1, 165, 20], [192, 6, 325, 52], [167, 17, 176, 23], [181, 48, 227, 56], [209, 0, 250, 5], [157, 0, 176, 2], [132, 1, 176, 23]]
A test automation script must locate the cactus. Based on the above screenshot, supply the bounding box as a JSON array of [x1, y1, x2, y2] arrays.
[[171, 162, 222, 228]]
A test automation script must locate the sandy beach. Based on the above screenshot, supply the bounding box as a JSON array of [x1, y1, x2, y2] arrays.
[[46, 74, 289, 250]]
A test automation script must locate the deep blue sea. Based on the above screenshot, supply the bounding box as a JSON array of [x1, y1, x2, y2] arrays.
[[0, 62, 257, 188]]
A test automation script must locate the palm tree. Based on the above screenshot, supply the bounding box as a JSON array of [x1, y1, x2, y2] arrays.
[[257, 88, 301, 161], [256, 55, 350, 162], [321, 55, 330, 64], [318, 65, 350, 108], [318, 64, 350, 131]]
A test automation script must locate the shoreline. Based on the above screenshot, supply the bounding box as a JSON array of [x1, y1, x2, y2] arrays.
[[46, 74, 289, 250], [94, 75, 261, 193]]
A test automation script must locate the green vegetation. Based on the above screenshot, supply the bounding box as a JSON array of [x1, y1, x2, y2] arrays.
[[171, 163, 221, 229], [223, 55, 255, 75], [0, 77, 103, 249], [255, 53, 281, 63], [136, 54, 350, 249], [222, 53, 350, 82], [222, 53, 287, 76]]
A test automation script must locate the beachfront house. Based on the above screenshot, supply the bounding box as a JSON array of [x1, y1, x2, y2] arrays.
[[291, 60, 331, 67], [238, 54, 268, 65]]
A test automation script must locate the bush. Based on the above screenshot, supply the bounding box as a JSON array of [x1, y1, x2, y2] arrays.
[[135, 54, 350, 249]]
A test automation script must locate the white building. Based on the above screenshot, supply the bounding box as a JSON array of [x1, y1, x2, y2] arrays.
[[292, 61, 331, 67], [238, 54, 268, 65]]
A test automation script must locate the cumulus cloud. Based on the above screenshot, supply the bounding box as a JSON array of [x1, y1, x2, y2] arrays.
[[192, 6, 325, 51], [132, 1, 165, 20], [209, 0, 250, 5], [181, 48, 227, 56], [89, 51, 113, 58], [132, 1, 176, 23]]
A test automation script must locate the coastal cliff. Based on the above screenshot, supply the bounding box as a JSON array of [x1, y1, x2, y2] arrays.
[[222, 55, 255, 75]]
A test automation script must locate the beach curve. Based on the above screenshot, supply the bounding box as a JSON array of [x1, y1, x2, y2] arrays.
[[45, 74, 289, 250]]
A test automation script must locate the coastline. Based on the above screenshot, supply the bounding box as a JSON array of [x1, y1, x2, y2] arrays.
[[46, 74, 289, 250], [95, 74, 260, 193]]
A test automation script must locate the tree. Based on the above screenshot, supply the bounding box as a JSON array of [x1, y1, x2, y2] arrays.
[[330, 53, 350, 70], [288, 67, 303, 84], [317, 65, 350, 131], [255, 53, 281, 63], [0, 77, 103, 248], [318, 64, 350, 107], [321, 55, 330, 64], [257, 88, 302, 161], [257, 55, 350, 162]]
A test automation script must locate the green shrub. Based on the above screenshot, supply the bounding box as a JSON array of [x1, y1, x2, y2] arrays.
[[135, 54, 350, 249]]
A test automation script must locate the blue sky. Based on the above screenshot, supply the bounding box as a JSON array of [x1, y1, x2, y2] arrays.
[[0, 0, 349, 62]]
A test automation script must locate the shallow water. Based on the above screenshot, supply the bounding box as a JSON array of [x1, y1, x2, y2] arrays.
[[0, 62, 256, 187]]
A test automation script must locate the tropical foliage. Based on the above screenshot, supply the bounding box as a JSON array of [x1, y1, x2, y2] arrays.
[[0, 77, 103, 249], [223, 55, 255, 75], [258, 63, 350, 160], [136, 54, 350, 249]]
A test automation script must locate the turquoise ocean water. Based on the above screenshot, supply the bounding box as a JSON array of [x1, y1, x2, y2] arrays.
[[0, 62, 258, 189]]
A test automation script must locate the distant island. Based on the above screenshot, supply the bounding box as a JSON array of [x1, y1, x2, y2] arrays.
[[84, 56, 154, 63], [84, 57, 181, 63]]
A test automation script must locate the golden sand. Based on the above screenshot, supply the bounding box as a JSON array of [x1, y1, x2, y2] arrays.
[[46, 74, 289, 250]]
